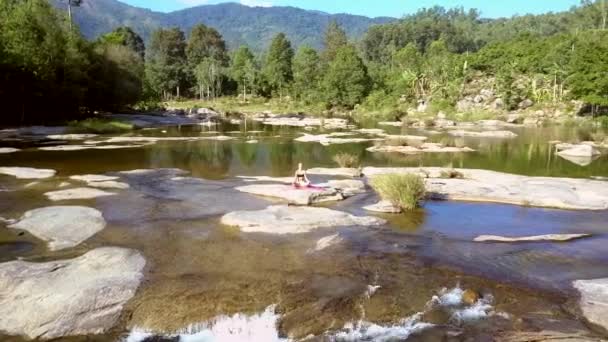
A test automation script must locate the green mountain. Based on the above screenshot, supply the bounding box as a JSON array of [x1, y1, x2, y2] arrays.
[[51, 0, 395, 51]]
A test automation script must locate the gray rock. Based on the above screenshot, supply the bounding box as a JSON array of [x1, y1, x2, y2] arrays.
[[519, 99, 534, 109], [573, 278, 608, 332], [46, 134, 98, 140], [362, 167, 608, 210], [307, 168, 362, 178], [221, 205, 386, 234], [0, 247, 145, 340], [45, 187, 115, 201], [0, 167, 56, 179], [9, 206, 106, 251], [235, 184, 344, 205]]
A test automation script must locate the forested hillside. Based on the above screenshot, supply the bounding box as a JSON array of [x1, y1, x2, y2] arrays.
[[1, 0, 607, 126], [49, 0, 394, 51]]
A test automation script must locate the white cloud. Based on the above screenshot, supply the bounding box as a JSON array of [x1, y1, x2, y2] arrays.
[[240, 0, 273, 7]]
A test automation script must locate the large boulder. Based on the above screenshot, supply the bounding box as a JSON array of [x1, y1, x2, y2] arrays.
[[573, 278, 608, 332], [0, 247, 145, 340], [557, 144, 600, 158], [9, 206, 106, 251], [235, 184, 344, 205], [221, 205, 386, 234]]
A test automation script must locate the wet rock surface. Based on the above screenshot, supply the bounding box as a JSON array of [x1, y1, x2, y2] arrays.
[[474, 234, 591, 243], [8, 206, 106, 251], [235, 183, 344, 205], [0, 247, 145, 340]]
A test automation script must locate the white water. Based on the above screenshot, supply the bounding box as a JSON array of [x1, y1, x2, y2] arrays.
[[124, 287, 504, 342], [125, 305, 289, 342]]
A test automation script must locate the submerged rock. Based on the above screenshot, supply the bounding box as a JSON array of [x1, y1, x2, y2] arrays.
[[0, 247, 145, 340], [573, 278, 608, 332], [221, 205, 386, 234], [235, 184, 344, 205], [474, 234, 591, 243], [45, 187, 115, 201], [39, 144, 146, 151], [8, 206, 106, 251], [0, 167, 56, 179], [363, 200, 402, 214], [313, 234, 343, 252], [362, 167, 608, 210], [69, 174, 129, 189]]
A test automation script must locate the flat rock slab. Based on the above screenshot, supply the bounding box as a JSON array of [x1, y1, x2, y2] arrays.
[[46, 134, 98, 140], [8, 206, 106, 251], [558, 144, 600, 158], [0, 148, 19, 154], [235, 184, 344, 205], [296, 134, 380, 146], [367, 144, 475, 154], [45, 187, 115, 201], [0, 247, 145, 340], [573, 278, 608, 331], [0, 167, 56, 179], [380, 134, 429, 141], [70, 174, 119, 182], [221, 205, 386, 234], [474, 234, 591, 243], [447, 130, 518, 138], [362, 167, 608, 210]]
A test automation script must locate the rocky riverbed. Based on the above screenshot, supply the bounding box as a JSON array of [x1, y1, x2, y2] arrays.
[[0, 117, 607, 341]]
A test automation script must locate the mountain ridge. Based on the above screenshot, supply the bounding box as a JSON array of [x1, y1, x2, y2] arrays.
[[51, 0, 396, 51]]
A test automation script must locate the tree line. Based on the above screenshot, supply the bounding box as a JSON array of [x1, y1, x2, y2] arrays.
[[1, 0, 607, 125]]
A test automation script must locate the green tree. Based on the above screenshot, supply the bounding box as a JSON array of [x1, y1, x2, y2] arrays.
[[263, 33, 294, 99], [194, 57, 225, 100], [145, 27, 188, 100], [321, 20, 348, 64], [98, 27, 145, 59], [231, 45, 258, 99], [567, 31, 608, 111], [186, 24, 228, 66], [292, 46, 320, 102], [322, 45, 370, 108]]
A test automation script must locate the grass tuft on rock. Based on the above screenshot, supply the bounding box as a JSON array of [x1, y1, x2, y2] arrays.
[[333, 152, 359, 168], [69, 118, 134, 134], [370, 173, 426, 211]]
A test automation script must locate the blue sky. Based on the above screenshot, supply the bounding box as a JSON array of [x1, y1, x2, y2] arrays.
[[122, 0, 581, 18]]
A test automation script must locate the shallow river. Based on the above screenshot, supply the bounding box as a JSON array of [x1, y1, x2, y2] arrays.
[[1, 121, 607, 341]]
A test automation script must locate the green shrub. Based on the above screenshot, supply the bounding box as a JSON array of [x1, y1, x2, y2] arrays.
[[333, 152, 359, 168], [370, 173, 426, 211], [68, 118, 133, 134], [439, 169, 464, 179]]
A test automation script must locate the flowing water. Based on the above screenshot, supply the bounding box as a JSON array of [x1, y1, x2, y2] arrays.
[[0, 121, 607, 341]]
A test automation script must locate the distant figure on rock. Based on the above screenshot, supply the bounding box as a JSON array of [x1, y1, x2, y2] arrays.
[[293, 163, 311, 188]]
